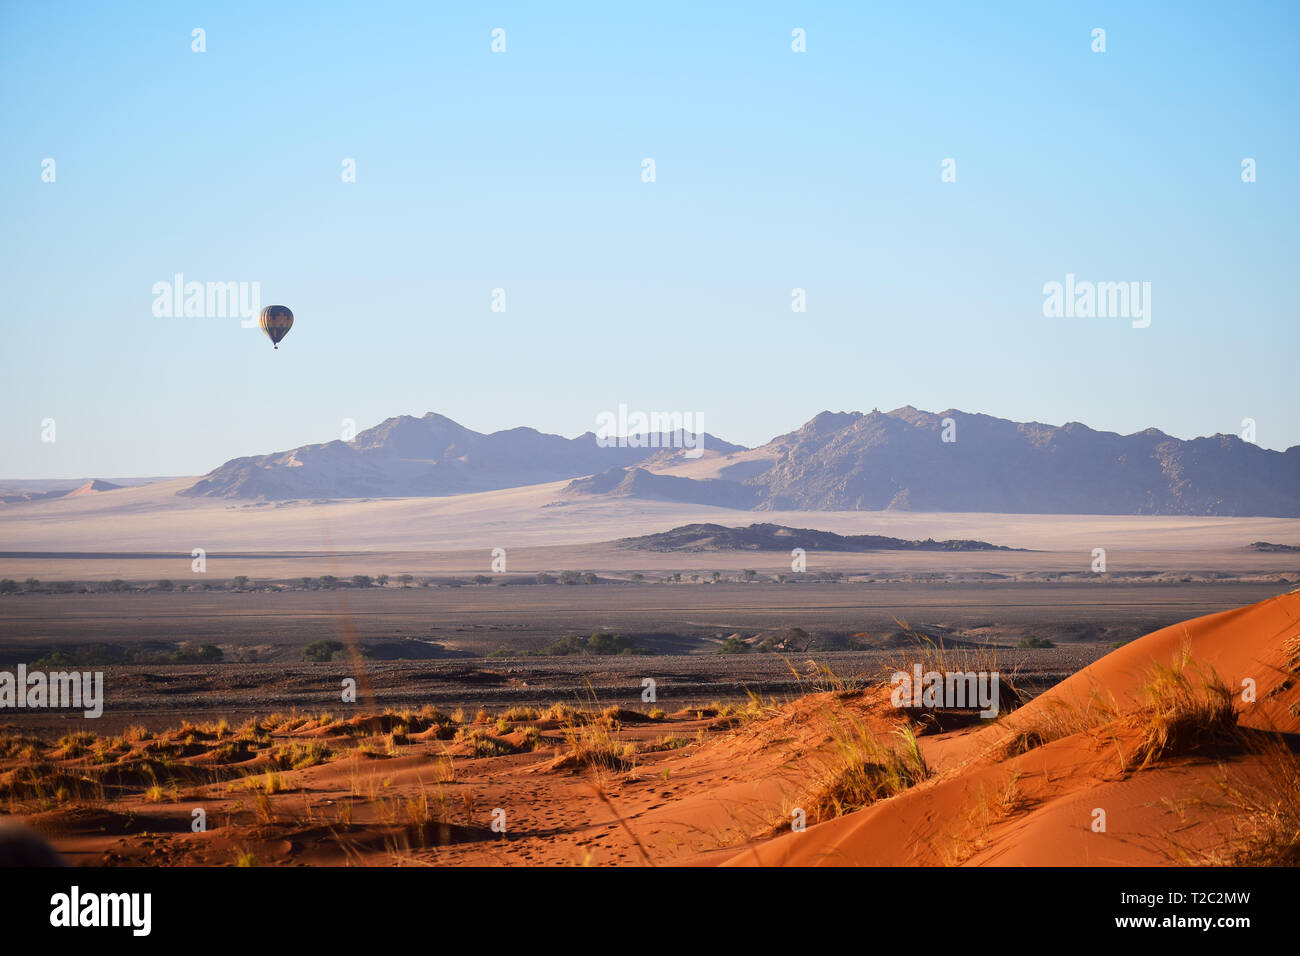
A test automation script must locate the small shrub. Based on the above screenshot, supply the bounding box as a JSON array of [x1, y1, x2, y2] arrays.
[[303, 640, 346, 662]]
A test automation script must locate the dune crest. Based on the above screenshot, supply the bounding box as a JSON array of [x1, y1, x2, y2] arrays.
[[722, 590, 1300, 866]]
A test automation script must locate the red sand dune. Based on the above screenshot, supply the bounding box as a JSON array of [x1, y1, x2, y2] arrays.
[[62, 480, 122, 498], [722, 589, 1300, 866]]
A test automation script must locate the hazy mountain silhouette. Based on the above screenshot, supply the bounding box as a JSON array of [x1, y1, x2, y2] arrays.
[[181, 413, 742, 500], [744, 407, 1300, 516], [182, 407, 1300, 516]]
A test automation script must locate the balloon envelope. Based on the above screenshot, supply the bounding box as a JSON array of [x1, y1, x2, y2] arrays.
[[259, 305, 293, 348]]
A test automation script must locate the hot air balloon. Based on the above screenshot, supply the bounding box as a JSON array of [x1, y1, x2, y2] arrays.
[[258, 305, 294, 349]]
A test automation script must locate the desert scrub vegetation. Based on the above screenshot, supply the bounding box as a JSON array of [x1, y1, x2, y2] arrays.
[[1284, 632, 1300, 668], [1127, 655, 1238, 770], [882, 620, 1010, 677], [1017, 636, 1055, 648], [992, 691, 1116, 760], [516, 631, 652, 657], [55, 732, 97, 758], [213, 740, 255, 764], [500, 705, 539, 722], [1162, 733, 1300, 866], [516, 725, 545, 751], [597, 705, 633, 728], [541, 702, 581, 724], [90, 736, 129, 764], [781, 658, 872, 696], [268, 713, 313, 734], [939, 770, 1028, 866], [170, 643, 224, 663], [0, 735, 46, 760], [239, 770, 288, 796], [272, 741, 332, 770], [552, 718, 637, 774], [143, 783, 179, 804], [392, 783, 457, 848], [799, 712, 930, 825], [704, 693, 778, 728], [1204, 744, 1300, 865], [991, 648, 1240, 772], [235, 717, 272, 744], [453, 726, 514, 758], [142, 738, 184, 758], [302, 639, 347, 662]]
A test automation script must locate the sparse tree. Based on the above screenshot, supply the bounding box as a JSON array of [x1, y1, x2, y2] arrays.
[[398, 574, 414, 588], [472, 574, 492, 585], [157, 579, 174, 591], [351, 574, 372, 588], [376, 574, 389, 587], [783, 627, 812, 651], [303, 640, 345, 662], [232, 575, 249, 590]]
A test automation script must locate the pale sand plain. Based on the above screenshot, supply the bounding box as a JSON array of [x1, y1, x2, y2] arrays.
[[1, 476, 1298, 582]]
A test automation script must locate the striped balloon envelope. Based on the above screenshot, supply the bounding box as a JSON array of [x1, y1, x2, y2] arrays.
[[258, 305, 294, 349]]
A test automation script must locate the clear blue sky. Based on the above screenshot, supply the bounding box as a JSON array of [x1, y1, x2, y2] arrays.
[[2, 1, 1297, 479]]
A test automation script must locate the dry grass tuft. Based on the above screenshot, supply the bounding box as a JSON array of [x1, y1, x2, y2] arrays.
[[992, 690, 1116, 760], [801, 713, 929, 824], [1164, 736, 1300, 866], [1202, 744, 1300, 865], [1129, 652, 1238, 770], [552, 718, 636, 774], [501, 706, 539, 722]]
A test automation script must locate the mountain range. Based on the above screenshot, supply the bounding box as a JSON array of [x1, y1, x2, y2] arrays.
[[746, 407, 1300, 516], [177, 407, 1300, 517], [181, 413, 740, 500]]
